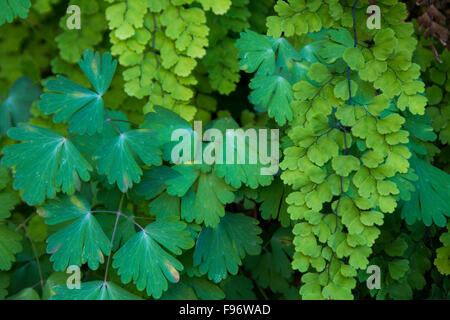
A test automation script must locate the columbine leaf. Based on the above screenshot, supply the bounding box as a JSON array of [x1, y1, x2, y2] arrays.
[[403, 113, 437, 142], [194, 212, 262, 283], [39, 195, 110, 271], [38, 49, 117, 135], [161, 277, 225, 300], [245, 228, 294, 293], [94, 128, 162, 192], [401, 155, 450, 227], [164, 165, 235, 228], [0, 77, 41, 134], [2, 123, 92, 205], [113, 216, 194, 298], [141, 106, 196, 162], [249, 75, 293, 125], [236, 30, 276, 75], [0, 0, 31, 26], [136, 166, 181, 200], [51, 281, 141, 300], [256, 178, 290, 227], [210, 117, 274, 189]]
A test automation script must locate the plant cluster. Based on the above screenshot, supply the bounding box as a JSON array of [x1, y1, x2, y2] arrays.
[[0, 0, 448, 300]]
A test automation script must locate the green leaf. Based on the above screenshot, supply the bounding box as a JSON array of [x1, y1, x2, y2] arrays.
[[327, 27, 354, 47], [161, 277, 225, 300], [0, 77, 41, 134], [163, 164, 234, 227], [39, 195, 111, 271], [331, 155, 360, 177], [0, 273, 9, 299], [343, 47, 365, 71], [388, 259, 409, 280], [236, 30, 276, 75], [38, 49, 117, 135], [8, 287, 40, 300], [308, 63, 331, 83], [2, 123, 92, 205], [0, 165, 19, 219], [51, 281, 141, 300], [403, 113, 437, 142], [113, 216, 194, 298], [141, 106, 196, 162], [221, 275, 256, 300], [334, 79, 358, 101], [249, 74, 293, 125], [149, 191, 180, 219], [256, 178, 290, 227], [0, 0, 31, 26], [211, 117, 274, 189], [136, 166, 181, 200], [245, 228, 293, 293], [401, 155, 450, 227], [190, 172, 235, 227], [94, 128, 162, 192], [166, 164, 200, 197], [194, 212, 262, 283], [0, 226, 22, 271], [373, 28, 397, 61], [384, 237, 408, 257]]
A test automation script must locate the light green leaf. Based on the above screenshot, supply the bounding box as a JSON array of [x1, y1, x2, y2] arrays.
[[332, 155, 360, 177], [343, 47, 365, 71]]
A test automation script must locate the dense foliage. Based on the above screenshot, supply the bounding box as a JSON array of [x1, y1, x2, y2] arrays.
[[0, 0, 448, 300]]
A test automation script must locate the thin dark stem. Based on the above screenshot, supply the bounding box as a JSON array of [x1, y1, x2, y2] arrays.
[[103, 212, 120, 284], [303, 74, 338, 125], [103, 194, 125, 284], [107, 118, 139, 127], [15, 213, 36, 231], [67, 133, 79, 140], [352, 0, 360, 47], [23, 225, 44, 290], [90, 210, 118, 214], [103, 108, 122, 134], [347, 67, 353, 104], [118, 212, 146, 233], [151, 13, 161, 69], [89, 210, 146, 233], [256, 284, 269, 300]]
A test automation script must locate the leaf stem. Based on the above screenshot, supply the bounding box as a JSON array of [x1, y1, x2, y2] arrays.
[[15, 212, 37, 231], [103, 194, 125, 284], [23, 224, 45, 290], [352, 0, 360, 47], [107, 118, 139, 127], [103, 108, 122, 134]]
